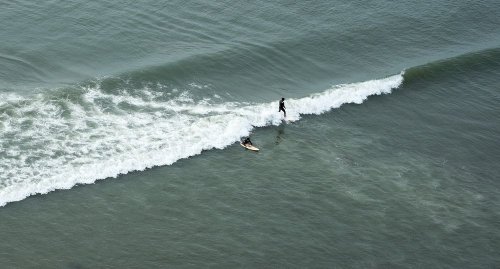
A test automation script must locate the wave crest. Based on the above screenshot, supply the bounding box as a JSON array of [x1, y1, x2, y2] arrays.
[[0, 72, 403, 206]]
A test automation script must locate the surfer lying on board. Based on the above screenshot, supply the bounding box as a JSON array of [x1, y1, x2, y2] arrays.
[[242, 137, 253, 146], [279, 97, 286, 118]]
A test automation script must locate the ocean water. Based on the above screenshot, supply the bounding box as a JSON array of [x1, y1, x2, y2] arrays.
[[1, 0, 499, 268]]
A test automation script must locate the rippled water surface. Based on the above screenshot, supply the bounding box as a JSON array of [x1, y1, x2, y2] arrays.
[[1, 1, 499, 268]]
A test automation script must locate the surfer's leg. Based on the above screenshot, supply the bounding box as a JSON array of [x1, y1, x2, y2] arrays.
[[279, 108, 286, 117]]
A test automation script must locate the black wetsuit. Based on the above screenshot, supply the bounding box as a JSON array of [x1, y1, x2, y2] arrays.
[[243, 138, 252, 145], [279, 99, 286, 117]]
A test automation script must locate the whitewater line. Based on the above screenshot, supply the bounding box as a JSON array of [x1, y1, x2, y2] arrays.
[[0, 72, 404, 207]]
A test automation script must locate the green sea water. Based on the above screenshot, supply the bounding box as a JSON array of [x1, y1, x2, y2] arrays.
[[1, 1, 500, 268]]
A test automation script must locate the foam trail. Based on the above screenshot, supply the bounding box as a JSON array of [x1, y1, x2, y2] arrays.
[[0, 72, 403, 206]]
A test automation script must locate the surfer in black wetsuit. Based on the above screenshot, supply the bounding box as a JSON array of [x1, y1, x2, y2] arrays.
[[279, 97, 286, 118], [242, 137, 252, 146]]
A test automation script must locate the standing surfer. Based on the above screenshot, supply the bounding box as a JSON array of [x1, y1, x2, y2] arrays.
[[279, 97, 286, 118]]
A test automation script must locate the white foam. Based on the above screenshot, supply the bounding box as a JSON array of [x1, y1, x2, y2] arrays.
[[0, 73, 404, 206]]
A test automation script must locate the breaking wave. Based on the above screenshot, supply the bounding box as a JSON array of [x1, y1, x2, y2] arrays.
[[0, 72, 403, 206]]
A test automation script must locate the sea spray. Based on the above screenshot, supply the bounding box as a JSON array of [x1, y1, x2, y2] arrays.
[[0, 72, 404, 206]]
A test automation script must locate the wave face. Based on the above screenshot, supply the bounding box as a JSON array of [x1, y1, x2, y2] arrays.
[[404, 48, 500, 84], [0, 73, 403, 206]]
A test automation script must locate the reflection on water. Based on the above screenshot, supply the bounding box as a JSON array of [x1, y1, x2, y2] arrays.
[[275, 124, 285, 145]]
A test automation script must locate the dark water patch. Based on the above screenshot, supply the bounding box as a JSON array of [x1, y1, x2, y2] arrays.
[[404, 47, 500, 84]]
